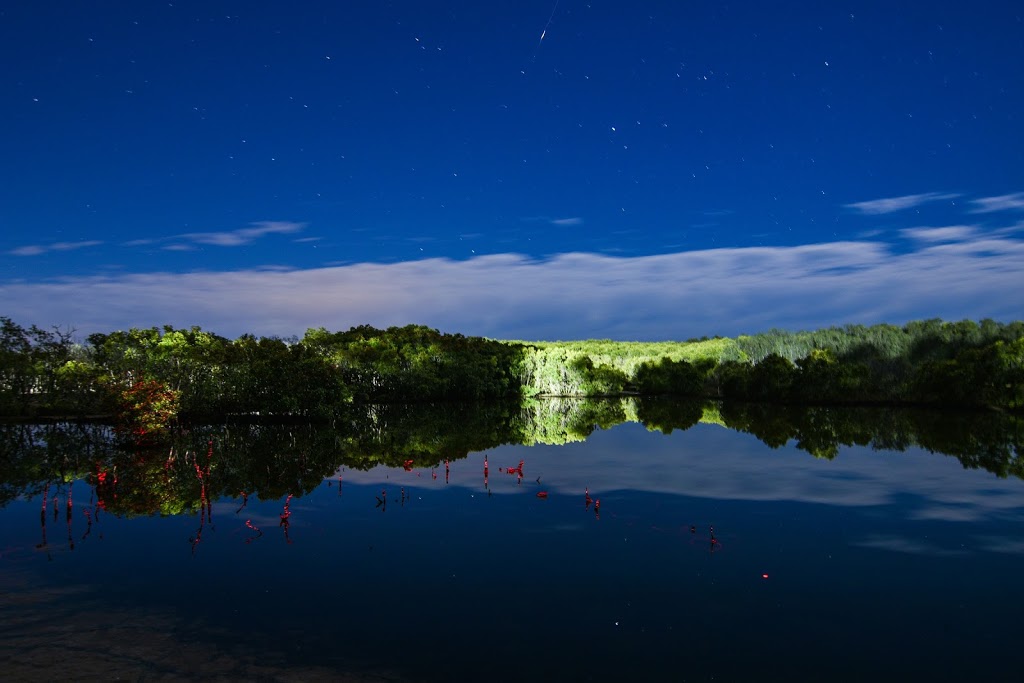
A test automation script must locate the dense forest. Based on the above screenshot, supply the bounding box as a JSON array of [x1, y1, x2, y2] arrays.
[[1, 317, 1022, 436]]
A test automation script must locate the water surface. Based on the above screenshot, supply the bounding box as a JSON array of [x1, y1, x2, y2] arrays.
[[1, 404, 1022, 682]]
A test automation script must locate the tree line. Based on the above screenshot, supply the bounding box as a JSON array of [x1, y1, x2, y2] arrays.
[[1, 318, 524, 426], [518, 319, 1023, 410], [1, 317, 1022, 433]]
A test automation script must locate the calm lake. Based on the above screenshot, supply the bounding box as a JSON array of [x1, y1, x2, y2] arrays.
[[2, 400, 1022, 682]]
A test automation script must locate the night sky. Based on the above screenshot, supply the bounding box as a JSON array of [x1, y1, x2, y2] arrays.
[[2, 1, 1022, 340]]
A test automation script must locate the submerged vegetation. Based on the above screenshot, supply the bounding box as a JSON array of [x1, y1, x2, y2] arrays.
[[1, 317, 1022, 437]]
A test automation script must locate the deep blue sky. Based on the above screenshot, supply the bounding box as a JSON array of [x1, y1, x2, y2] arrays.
[[2, 1, 1022, 339]]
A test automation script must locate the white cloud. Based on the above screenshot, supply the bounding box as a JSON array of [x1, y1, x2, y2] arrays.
[[844, 192, 960, 215], [9, 245, 46, 256], [970, 192, 1024, 214], [900, 225, 977, 242], [8, 240, 103, 257], [0, 234, 1021, 340], [9, 222, 304, 257], [175, 221, 305, 247], [520, 215, 584, 226], [53, 241, 103, 251]]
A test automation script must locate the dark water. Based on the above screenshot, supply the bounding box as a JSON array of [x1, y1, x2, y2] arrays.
[[1, 404, 1023, 682]]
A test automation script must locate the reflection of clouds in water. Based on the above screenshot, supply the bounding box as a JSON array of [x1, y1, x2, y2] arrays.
[[975, 536, 1024, 555], [529, 522, 587, 533], [348, 422, 1024, 525], [212, 501, 317, 536], [908, 503, 987, 523], [232, 511, 284, 529], [907, 489, 1024, 522], [851, 534, 968, 557], [211, 500, 243, 516]]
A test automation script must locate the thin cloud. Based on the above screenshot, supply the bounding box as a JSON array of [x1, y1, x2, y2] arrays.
[[900, 225, 977, 242], [9, 245, 46, 256], [856, 229, 885, 239], [175, 221, 305, 247], [970, 192, 1024, 214], [995, 220, 1024, 236], [8, 240, 103, 257], [844, 192, 960, 215], [520, 215, 584, 226], [1, 232, 1021, 341], [53, 241, 103, 251]]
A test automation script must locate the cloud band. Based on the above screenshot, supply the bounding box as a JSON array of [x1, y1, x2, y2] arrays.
[[2, 233, 1021, 340]]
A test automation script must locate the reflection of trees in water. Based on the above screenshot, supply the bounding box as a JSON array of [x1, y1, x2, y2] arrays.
[[0, 422, 114, 508], [518, 396, 631, 445], [712, 402, 1024, 478], [2, 400, 1022, 519]]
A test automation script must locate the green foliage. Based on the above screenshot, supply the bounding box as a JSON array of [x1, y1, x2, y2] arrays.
[[110, 379, 180, 442], [910, 338, 1024, 409], [0, 317, 84, 415], [701, 320, 1024, 409], [635, 357, 708, 396], [709, 360, 751, 398], [1, 317, 1023, 419], [515, 338, 738, 397], [991, 338, 1024, 409], [301, 324, 523, 403], [219, 335, 351, 417], [51, 360, 102, 414], [793, 349, 866, 402], [748, 354, 796, 401]]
